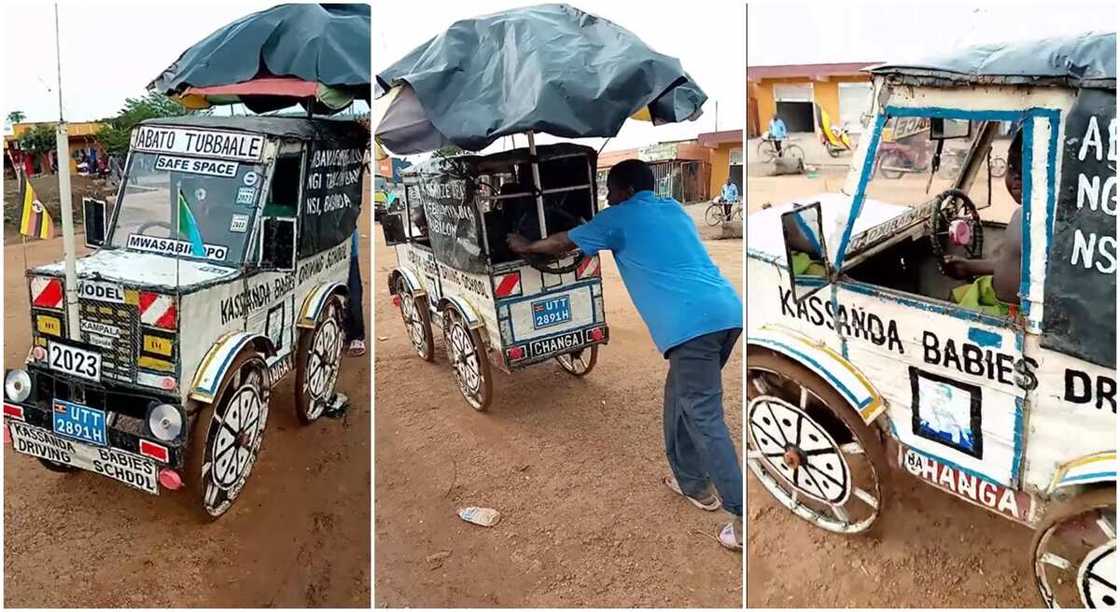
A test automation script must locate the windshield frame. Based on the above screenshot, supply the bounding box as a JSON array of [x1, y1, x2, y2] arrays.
[[833, 106, 1037, 274], [104, 147, 271, 267]]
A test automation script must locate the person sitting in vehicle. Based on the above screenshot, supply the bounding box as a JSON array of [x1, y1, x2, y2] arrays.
[[943, 127, 1023, 316]]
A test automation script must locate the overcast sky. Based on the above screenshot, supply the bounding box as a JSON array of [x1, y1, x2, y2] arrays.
[[373, 0, 745, 154], [3, 0, 289, 129], [748, 1, 1116, 66]]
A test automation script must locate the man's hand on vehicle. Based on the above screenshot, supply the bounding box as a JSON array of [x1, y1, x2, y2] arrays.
[[506, 233, 532, 254], [506, 231, 576, 257]]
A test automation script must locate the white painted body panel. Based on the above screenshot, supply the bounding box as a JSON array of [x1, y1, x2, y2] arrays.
[[748, 81, 1115, 509]]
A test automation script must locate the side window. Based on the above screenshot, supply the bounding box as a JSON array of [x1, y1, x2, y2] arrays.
[[265, 153, 302, 217]]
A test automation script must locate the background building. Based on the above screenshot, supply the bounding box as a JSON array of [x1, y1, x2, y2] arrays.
[[747, 62, 879, 138], [5, 121, 107, 174], [597, 133, 742, 204]]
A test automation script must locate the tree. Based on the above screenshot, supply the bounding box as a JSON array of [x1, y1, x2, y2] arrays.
[[95, 92, 196, 156], [7, 110, 26, 124], [18, 124, 56, 154]]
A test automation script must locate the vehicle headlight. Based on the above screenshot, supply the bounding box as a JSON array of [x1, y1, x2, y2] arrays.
[[147, 403, 183, 442], [5, 369, 31, 403]]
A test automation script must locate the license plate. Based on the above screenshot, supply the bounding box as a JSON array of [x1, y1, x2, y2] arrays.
[[52, 399, 107, 446], [531, 295, 571, 329], [47, 340, 102, 382], [527, 329, 585, 358], [7, 420, 158, 495]]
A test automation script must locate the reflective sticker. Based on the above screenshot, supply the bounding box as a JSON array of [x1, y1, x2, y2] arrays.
[[143, 334, 174, 357], [243, 171, 259, 186], [194, 188, 207, 201], [236, 187, 256, 206], [36, 314, 61, 336], [230, 214, 249, 233]]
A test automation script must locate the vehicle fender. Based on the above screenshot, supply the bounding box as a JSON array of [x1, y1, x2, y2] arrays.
[[1047, 451, 1117, 494], [387, 267, 425, 297], [438, 296, 484, 330], [297, 281, 347, 329], [747, 324, 886, 424], [189, 331, 277, 404]]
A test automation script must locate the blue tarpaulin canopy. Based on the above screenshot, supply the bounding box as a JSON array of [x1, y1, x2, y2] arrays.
[[374, 3, 706, 154], [867, 32, 1115, 90]]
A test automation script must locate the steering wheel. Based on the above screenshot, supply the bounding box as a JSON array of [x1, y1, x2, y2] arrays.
[[929, 188, 983, 271]]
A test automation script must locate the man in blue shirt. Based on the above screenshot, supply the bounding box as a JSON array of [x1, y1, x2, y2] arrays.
[[768, 116, 788, 155], [720, 177, 739, 217], [507, 159, 744, 550]]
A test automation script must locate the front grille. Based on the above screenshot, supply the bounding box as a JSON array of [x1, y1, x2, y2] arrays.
[[78, 298, 139, 383]]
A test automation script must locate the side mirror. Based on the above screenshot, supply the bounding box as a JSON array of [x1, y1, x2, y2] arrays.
[[930, 118, 971, 140], [382, 211, 407, 246], [82, 197, 107, 247], [260, 217, 296, 271], [781, 201, 831, 302]]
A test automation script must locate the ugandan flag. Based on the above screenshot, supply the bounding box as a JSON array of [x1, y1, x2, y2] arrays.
[[18, 177, 53, 240], [176, 187, 206, 256]]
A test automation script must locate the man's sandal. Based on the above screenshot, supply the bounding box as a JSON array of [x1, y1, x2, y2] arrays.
[[662, 475, 721, 511], [718, 520, 743, 551]]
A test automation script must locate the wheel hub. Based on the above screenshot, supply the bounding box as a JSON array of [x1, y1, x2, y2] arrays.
[[782, 446, 804, 470]]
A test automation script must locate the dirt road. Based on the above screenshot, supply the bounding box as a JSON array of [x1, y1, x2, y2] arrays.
[[3, 210, 372, 607], [373, 204, 744, 607], [745, 168, 1039, 608]]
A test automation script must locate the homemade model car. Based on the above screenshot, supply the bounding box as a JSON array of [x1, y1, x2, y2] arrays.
[[4, 115, 366, 519], [382, 143, 609, 411], [745, 34, 1115, 608]]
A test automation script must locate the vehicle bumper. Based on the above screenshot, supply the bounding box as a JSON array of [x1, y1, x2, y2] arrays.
[[3, 366, 186, 494], [503, 324, 609, 370]]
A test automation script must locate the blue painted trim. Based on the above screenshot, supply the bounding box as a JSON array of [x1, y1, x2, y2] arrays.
[[885, 107, 1025, 121], [1011, 396, 1025, 487], [1061, 471, 1117, 484], [831, 113, 887, 271], [750, 336, 869, 408], [907, 445, 1004, 487], [968, 327, 1003, 348]]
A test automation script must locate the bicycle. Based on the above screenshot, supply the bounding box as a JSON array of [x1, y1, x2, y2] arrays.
[[756, 137, 805, 163], [705, 197, 743, 226]]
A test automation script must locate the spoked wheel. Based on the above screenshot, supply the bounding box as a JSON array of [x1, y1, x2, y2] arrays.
[[781, 144, 805, 163], [185, 351, 270, 521], [705, 204, 725, 226], [877, 150, 906, 180], [756, 140, 776, 163], [396, 277, 433, 361], [1032, 487, 1116, 608], [443, 310, 492, 411], [295, 295, 345, 424], [746, 349, 888, 534], [556, 346, 598, 376]]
